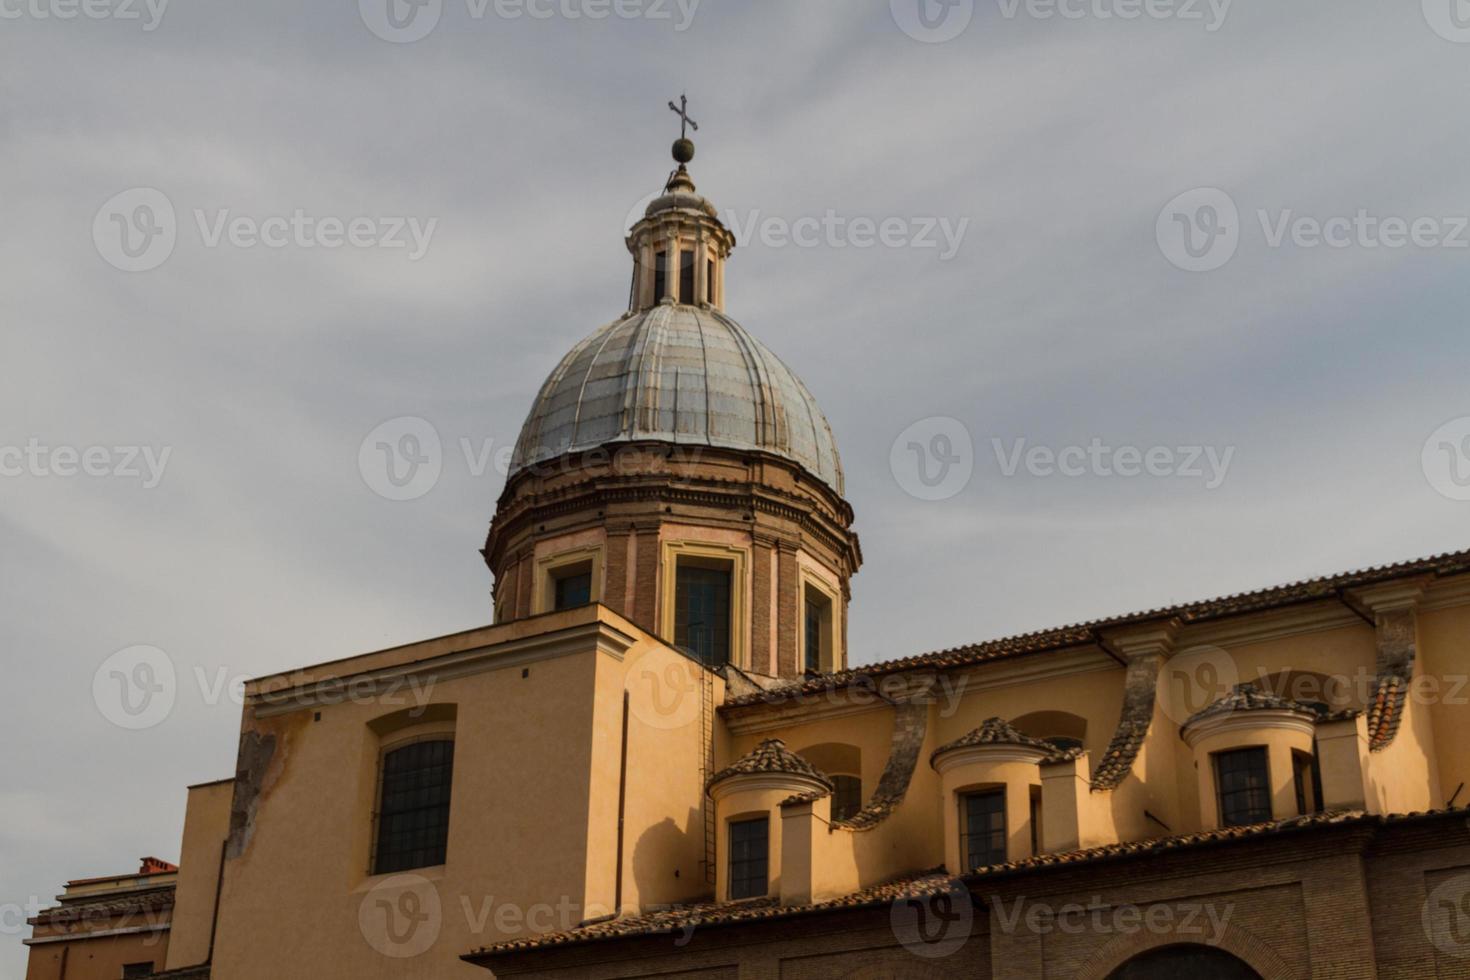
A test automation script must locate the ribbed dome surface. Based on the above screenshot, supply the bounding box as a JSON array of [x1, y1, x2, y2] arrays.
[[511, 305, 843, 494]]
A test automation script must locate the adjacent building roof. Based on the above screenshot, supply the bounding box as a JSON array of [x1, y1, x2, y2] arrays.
[[509, 304, 845, 494], [724, 547, 1470, 710], [28, 886, 174, 927], [706, 738, 834, 795]]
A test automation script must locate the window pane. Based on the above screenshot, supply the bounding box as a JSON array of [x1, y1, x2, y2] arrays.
[[961, 790, 1006, 870], [675, 563, 731, 666], [1215, 747, 1271, 827], [374, 739, 455, 874], [1293, 750, 1321, 815], [554, 571, 592, 610], [831, 774, 862, 822], [728, 817, 768, 899], [804, 598, 824, 672]]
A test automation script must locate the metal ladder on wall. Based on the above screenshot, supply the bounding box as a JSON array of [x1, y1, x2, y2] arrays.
[[699, 670, 716, 886]]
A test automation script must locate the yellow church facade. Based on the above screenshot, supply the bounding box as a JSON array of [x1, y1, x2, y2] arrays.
[[28, 129, 1470, 980]]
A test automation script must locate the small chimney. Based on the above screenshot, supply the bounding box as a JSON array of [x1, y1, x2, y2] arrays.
[[139, 857, 178, 876]]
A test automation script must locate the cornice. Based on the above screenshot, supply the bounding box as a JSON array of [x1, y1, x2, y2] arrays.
[[722, 693, 888, 736], [707, 771, 831, 803], [249, 620, 636, 719], [932, 742, 1053, 773], [1180, 707, 1316, 749], [1179, 601, 1364, 650]]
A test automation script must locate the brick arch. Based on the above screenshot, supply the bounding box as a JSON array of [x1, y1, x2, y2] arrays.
[[1071, 919, 1300, 980]]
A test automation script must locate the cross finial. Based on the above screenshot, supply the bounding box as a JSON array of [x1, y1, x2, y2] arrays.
[[668, 93, 698, 140]]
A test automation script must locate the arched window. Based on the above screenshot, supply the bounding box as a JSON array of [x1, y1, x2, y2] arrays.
[[373, 738, 455, 875], [1010, 710, 1088, 752], [1106, 944, 1262, 979]]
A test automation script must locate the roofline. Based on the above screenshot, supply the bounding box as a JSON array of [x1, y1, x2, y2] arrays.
[[724, 544, 1470, 710], [465, 807, 1467, 962]]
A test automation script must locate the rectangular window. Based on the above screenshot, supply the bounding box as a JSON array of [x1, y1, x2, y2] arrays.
[[1215, 747, 1272, 827], [728, 816, 769, 900], [374, 739, 455, 874], [805, 602, 822, 672], [1293, 749, 1321, 815], [122, 965, 155, 979], [675, 560, 731, 666], [961, 790, 1007, 870], [553, 568, 593, 610], [653, 250, 668, 301], [707, 258, 716, 304], [831, 774, 862, 822], [679, 249, 696, 304]]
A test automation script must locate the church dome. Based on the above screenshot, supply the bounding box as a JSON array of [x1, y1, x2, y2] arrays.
[[510, 304, 844, 494]]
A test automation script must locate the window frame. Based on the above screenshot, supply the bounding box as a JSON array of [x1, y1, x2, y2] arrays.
[[533, 545, 604, 615], [370, 734, 457, 876], [727, 815, 770, 900], [960, 788, 1007, 871], [659, 541, 747, 670], [1213, 745, 1273, 827], [798, 569, 840, 674], [1292, 748, 1322, 816]]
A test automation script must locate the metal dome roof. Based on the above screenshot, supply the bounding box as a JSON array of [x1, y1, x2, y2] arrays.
[[511, 304, 844, 494]]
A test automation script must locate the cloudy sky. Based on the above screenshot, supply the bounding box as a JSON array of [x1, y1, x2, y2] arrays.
[[5, 0, 1470, 972]]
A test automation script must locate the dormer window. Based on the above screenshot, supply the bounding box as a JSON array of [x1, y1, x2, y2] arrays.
[[727, 816, 769, 900], [1214, 747, 1271, 827], [960, 789, 1007, 870]]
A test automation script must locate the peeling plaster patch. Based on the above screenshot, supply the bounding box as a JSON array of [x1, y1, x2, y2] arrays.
[[226, 730, 277, 859]]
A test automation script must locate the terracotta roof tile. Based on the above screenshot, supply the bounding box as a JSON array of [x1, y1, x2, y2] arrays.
[[467, 807, 1469, 962], [28, 886, 174, 927], [930, 717, 1076, 767], [467, 869, 959, 958], [1181, 682, 1322, 731], [707, 738, 833, 795], [723, 547, 1470, 710]]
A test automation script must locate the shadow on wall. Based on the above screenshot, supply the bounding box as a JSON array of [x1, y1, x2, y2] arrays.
[[631, 810, 709, 908]]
